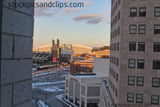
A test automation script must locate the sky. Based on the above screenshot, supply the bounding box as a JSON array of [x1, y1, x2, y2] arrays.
[[33, 0, 111, 49]]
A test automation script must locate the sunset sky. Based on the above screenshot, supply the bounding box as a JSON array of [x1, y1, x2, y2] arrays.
[[33, 0, 111, 48]]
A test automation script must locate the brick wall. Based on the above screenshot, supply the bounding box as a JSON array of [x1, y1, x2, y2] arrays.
[[0, 0, 34, 107]]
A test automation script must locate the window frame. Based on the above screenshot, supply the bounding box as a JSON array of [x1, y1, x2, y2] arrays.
[[152, 77, 160, 87], [155, 7, 160, 17], [153, 60, 160, 69], [139, 24, 146, 34], [128, 59, 136, 68], [137, 76, 144, 86], [129, 42, 136, 51], [130, 8, 137, 17], [130, 25, 137, 34], [153, 42, 160, 52], [127, 93, 134, 102], [151, 95, 159, 105], [139, 7, 146, 17], [136, 94, 143, 103], [128, 76, 135, 85], [137, 59, 145, 69], [138, 42, 145, 52], [154, 25, 160, 34]]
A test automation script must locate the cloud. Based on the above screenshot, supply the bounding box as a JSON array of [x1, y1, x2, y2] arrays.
[[87, 17, 104, 24], [63, 8, 71, 14], [85, 2, 93, 6], [65, 0, 70, 2], [62, 8, 84, 14], [35, 8, 59, 17], [73, 14, 107, 24]]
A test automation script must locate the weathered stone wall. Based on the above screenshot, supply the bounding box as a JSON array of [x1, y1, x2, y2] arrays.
[[0, 0, 34, 107]]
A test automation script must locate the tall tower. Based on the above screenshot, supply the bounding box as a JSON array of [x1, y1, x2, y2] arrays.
[[52, 39, 55, 47], [57, 39, 60, 47], [109, 0, 160, 107]]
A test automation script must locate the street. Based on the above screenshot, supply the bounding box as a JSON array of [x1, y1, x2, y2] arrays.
[[32, 65, 70, 107]]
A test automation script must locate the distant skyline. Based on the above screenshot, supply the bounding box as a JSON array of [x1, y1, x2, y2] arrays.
[[33, 0, 111, 48]]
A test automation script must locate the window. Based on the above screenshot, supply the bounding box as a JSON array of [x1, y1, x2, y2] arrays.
[[117, 42, 119, 51], [155, 7, 160, 17], [139, 25, 146, 34], [136, 94, 143, 103], [130, 25, 137, 34], [129, 59, 136, 68], [151, 95, 159, 105], [115, 88, 118, 97], [139, 7, 146, 17], [116, 73, 118, 82], [127, 93, 134, 102], [130, 8, 137, 17], [118, 11, 120, 20], [138, 42, 145, 51], [154, 25, 160, 34], [129, 42, 136, 51], [153, 42, 160, 52], [152, 78, 160, 87], [153, 60, 160, 69], [116, 58, 119, 66], [118, 26, 120, 35], [137, 59, 144, 69], [128, 76, 135, 85], [137, 76, 144, 86], [118, 0, 121, 5]]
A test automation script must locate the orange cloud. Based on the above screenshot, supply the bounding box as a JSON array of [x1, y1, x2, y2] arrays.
[[73, 14, 107, 24]]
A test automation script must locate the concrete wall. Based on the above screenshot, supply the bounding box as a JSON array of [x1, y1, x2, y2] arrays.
[[0, 0, 34, 107], [93, 58, 109, 77]]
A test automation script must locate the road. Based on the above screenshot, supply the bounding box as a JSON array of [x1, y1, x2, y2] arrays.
[[32, 65, 70, 107]]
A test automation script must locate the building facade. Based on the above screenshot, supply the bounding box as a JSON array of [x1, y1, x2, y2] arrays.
[[65, 74, 104, 107], [109, 0, 160, 107], [1, 0, 34, 106]]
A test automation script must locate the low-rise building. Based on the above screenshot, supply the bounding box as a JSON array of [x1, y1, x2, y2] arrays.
[[65, 57, 110, 107], [65, 74, 105, 107]]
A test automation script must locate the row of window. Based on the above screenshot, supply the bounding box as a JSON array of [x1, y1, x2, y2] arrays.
[[109, 79, 118, 98], [111, 0, 121, 16], [127, 93, 159, 105], [130, 7, 160, 17], [110, 42, 119, 51], [110, 67, 119, 82], [128, 76, 144, 86], [111, 26, 120, 39], [110, 56, 119, 66], [128, 59, 160, 69], [111, 11, 120, 27], [108, 89, 116, 107], [129, 24, 160, 34], [129, 42, 145, 51], [129, 42, 160, 52], [128, 76, 160, 87]]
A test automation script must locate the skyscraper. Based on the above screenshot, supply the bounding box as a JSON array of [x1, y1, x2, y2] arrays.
[[109, 0, 160, 107]]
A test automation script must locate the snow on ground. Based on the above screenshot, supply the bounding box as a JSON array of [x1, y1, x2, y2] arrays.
[[37, 100, 49, 107], [32, 70, 57, 78], [39, 87, 64, 92], [32, 81, 65, 92], [56, 94, 72, 107], [32, 81, 65, 87]]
